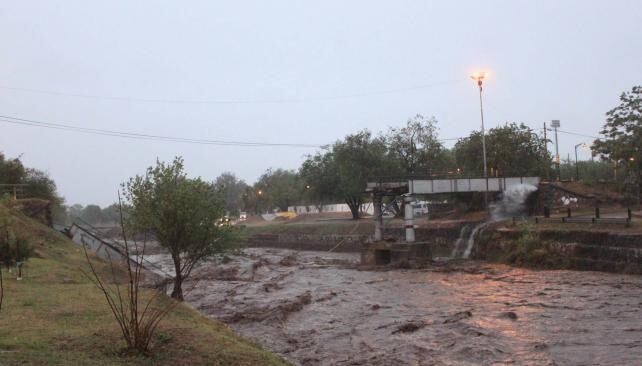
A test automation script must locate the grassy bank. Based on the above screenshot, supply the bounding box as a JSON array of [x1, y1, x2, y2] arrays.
[[0, 205, 289, 366]]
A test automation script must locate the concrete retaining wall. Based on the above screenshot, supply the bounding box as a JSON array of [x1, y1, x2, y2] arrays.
[[243, 227, 463, 254], [474, 228, 642, 273]]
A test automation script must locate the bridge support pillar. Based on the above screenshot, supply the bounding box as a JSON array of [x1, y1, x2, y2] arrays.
[[373, 194, 383, 241], [404, 195, 415, 242]]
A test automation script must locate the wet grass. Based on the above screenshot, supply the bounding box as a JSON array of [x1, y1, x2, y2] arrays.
[[0, 204, 289, 366]]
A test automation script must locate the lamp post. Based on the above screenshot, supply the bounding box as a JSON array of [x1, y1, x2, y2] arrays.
[[471, 72, 488, 208], [551, 120, 561, 180], [574, 143, 587, 181]]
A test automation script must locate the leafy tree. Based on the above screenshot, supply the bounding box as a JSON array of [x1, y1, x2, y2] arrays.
[[0, 153, 61, 205], [0, 153, 25, 185], [299, 152, 340, 210], [454, 123, 548, 177], [386, 114, 447, 174], [332, 130, 396, 219], [593, 85, 641, 206], [101, 203, 122, 223], [123, 157, 237, 301], [213, 172, 248, 216], [23, 168, 60, 205], [81, 204, 104, 224], [254, 169, 301, 212]]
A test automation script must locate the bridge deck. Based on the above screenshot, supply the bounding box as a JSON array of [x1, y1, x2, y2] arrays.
[[366, 177, 540, 194]]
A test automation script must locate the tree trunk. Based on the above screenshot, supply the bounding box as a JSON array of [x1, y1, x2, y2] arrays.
[[171, 255, 184, 301], [345, 197, 361, 220]]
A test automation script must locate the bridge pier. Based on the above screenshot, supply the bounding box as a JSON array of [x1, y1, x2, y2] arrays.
[[403, 194, 415, 242], [373, 193, 383, 241]]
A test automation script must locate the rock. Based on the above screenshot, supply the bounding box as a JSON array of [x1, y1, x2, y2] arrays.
[[444, 311, 472, 323], [392, 321, 425, 334], [499, 311, 518, 320]]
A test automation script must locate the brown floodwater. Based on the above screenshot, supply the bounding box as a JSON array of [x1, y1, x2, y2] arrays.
[[147, 249, 642, 365]]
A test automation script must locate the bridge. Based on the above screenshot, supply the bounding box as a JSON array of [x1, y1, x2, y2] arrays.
[[366, 176, 541, 195], [366, 176, 541, 242]]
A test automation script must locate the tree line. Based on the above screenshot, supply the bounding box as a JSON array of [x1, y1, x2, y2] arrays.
[[14, 84, 637, 224]]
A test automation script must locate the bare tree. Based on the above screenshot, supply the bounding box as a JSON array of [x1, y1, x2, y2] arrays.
[[81, 197, 176, 353]]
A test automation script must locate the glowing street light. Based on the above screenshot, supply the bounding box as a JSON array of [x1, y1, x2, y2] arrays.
[[471, 71, 488, 208]]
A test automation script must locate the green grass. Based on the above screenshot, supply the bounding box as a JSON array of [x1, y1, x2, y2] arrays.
[[0, 204, 289, 366]]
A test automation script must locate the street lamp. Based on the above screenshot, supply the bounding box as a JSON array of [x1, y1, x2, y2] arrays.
[[471, 72, 488, 208], [574, 143, 587, 181]]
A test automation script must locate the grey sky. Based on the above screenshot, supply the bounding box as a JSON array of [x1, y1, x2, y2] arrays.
[[1, 1, 640, 206]]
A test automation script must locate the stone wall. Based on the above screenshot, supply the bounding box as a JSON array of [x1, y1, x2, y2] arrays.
[[474, 228, 642, 274], [244, 226, 463, 255]]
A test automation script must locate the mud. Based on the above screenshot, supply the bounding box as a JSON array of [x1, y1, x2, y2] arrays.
[[148, 249, 642, 365]]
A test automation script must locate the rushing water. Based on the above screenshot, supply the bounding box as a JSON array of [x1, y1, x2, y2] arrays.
[[462, 222, 489, 259], [148, 249, 642, 366], [452, 184, 539, 260], [450, 224, 470, 258]]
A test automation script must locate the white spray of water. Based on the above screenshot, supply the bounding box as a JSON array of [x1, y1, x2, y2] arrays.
[[462, 222, 488, 258], [459, 183, 538, 259], [489, 183, 539, 221], [450, 224, 470, 258]]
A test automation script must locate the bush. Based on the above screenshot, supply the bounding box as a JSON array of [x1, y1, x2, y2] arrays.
[[0, 229, 33, 280], [503, 221, 568, 269]]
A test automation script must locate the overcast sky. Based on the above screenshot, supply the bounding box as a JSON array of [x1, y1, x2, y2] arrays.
[[1, 1, 641, 206]]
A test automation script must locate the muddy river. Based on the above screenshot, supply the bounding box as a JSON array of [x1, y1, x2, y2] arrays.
[[148, 249, 642, 365]]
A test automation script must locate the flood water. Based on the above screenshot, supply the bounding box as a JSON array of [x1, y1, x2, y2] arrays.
[[148, 249, 642, 365]]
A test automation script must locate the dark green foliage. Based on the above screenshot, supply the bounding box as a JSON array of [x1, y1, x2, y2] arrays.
[[0, 153, 61, 205], [123, 157, 238, 301], [301, 129, 399, 219], [593, 85, 641, 208], [453, 123, 548, 177], [0, 224, 34, 275], [213, 172, 249, 216], [500, 222, 568, 269], [385, 114, 450, 174], [253, 169, 301, 213]]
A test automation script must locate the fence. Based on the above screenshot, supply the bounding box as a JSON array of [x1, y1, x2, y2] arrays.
[[0, 184, 29, 200]]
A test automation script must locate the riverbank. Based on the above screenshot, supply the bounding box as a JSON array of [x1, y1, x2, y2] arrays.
[[0, 205, 289, 365], [242, 215, 642, 273]]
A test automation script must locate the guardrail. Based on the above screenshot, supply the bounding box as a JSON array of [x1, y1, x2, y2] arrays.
[[533, 217, 631, 226], [70, 219, 173, 278], [0, 184, 29, 199]]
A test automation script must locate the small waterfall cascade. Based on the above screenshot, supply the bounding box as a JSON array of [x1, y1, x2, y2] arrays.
[[462, 222, 489, 259], [450, 224, 470, 258], [454, 183, 538, 259]]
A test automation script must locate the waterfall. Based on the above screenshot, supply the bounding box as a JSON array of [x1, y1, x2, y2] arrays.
[[489, 183, 538, 221], [462, 222, 488, 259], [455, 183, 538, 259], [450, 224, 470, 258]]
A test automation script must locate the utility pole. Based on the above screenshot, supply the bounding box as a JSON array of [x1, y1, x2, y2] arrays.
[[574, 143, 587, 181], [471, 72, 488, 209], [543, 122, 550, 180], [552, 120, 561, 180]]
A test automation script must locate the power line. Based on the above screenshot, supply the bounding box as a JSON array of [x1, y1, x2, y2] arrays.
[[0, 79, 467, 105], [0, 115, 324, 148], [556, 129, 601, 140], [0, 113, 603, 149]]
